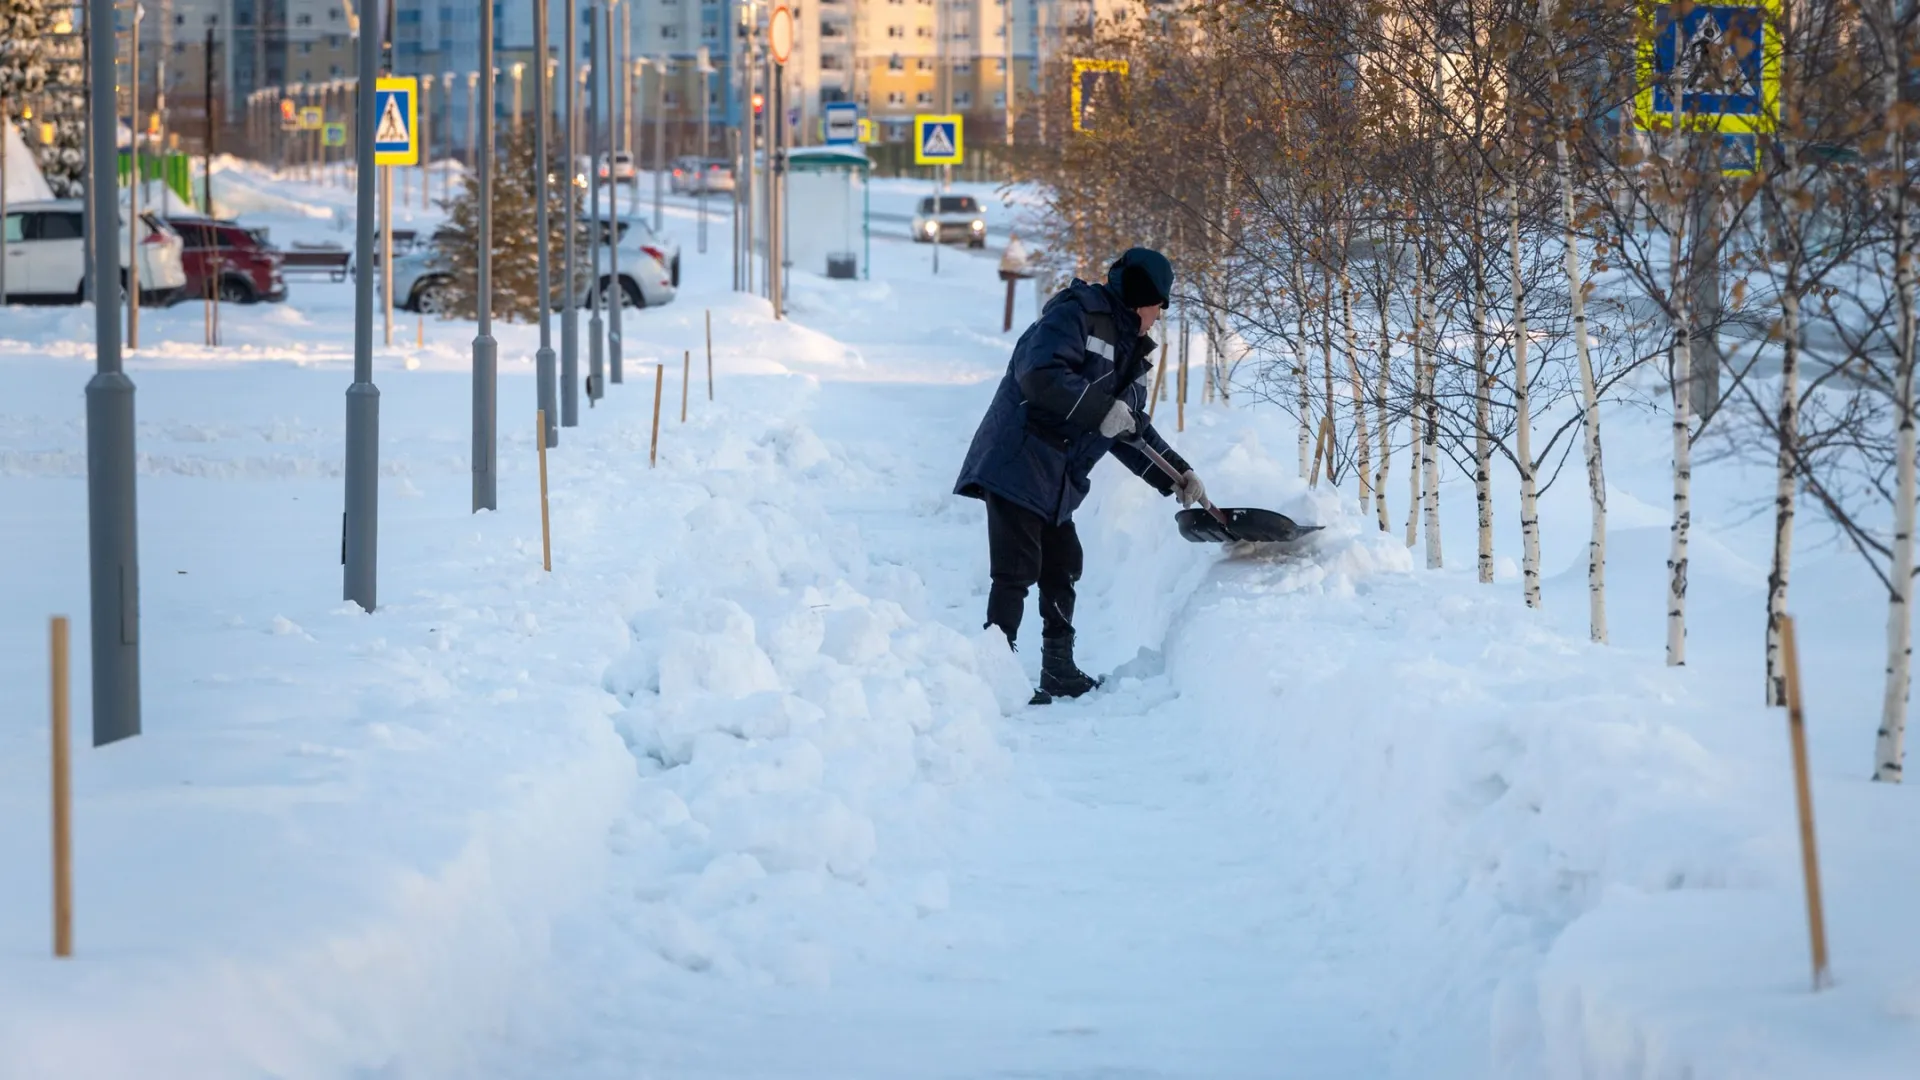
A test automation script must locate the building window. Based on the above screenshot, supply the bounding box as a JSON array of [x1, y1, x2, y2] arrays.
[[887, 91, 905, 104], [887, 24, 903, 37], [915, 25, 931, 37], [660, 24, 680, 39], [330, 7, 342, 19], [300, 41, 313, 54], [955, 61, 970, 74], [955, 91, 971, 107], [996, 58, 1006, 72], [916, 57, 932, 71], [994, 23, 1005, 35], [993, 91, 1005, 106], [888, 54, 903, 71], [665, 90, 680, 106], [206, 14, 217, 23], [916, 90, 932, 104], [296, 13, 312, 25], [702, 23, 718, 38], [173, 13, 183, 24]]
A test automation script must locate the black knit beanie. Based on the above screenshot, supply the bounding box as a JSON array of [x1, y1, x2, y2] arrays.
[[1107, 247, 1174, 310]]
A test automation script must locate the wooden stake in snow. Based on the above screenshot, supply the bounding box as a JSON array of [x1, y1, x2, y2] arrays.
[[705, 309, 714, 401], [1777, 615, 1831, 990], [50, 616, 72, 959], [1309, 416, 1336, 489], [681, 350, 690, 423], [1147, 353, 1166, 421], [536, 410, 552, 571], [650, 363, 664, 467]]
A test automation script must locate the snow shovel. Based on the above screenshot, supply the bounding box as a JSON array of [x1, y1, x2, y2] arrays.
[[1123, 437, 1323, 545]]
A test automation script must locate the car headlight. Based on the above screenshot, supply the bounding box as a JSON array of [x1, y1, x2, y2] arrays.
[[971, 219, 984, 231], [923, 221, 938, 234]]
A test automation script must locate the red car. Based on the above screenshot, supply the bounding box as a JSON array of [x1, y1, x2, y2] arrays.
[[166, 216, 288, 304]]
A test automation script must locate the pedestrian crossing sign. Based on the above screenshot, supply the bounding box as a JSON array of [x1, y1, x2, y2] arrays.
[[373, 76, 419, 166], [323, 122, 347, 148], [298, 106, 324, 131], [1634, 0, 1780, 135], [914, 114, 962, 166]]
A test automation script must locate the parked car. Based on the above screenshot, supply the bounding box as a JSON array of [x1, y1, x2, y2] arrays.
[[669, 156, 735, 195], [393, 217, 677, 314], [598, 151, 638, 183], [910, 194, 987, 248], [1, 199, 186, 304], [166, 216, 288, 303]]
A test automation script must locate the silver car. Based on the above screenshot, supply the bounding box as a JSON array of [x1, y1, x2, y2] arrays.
[[395, 216, 678, 314]]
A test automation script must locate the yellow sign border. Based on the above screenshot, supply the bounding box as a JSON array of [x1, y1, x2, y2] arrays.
[[374, 76, 420, 166], [913, 114, 963, 165], [1071, 58, 1129, 135], [1633, 0, 1781, 136], [298, 106, 324, 131]]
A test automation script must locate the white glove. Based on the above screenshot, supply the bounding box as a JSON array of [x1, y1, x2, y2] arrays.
[[1174, 470, 1206, 509], [1098, 400, 1139, 439]]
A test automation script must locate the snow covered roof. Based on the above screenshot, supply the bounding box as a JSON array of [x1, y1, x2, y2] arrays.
[[3, 121, 57, 203], [786, 146, 870, 173]]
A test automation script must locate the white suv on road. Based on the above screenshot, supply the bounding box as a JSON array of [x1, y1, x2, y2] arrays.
[[2, 199, 187, 304]]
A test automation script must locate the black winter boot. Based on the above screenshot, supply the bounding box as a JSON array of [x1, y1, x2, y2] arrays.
[[1035, 633, 1103, 703]]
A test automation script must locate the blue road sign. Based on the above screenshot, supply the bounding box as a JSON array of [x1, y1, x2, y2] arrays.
[[373, 77, 419, 165], [1636, 0, 1779, 135], [825, 102, 860, 145]]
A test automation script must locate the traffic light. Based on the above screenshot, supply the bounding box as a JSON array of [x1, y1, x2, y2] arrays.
[[281, 99, 296, 122], [752, 92, 763, 115]]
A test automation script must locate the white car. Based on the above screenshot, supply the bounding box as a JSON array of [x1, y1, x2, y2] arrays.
[[2, 199, 188, 304], [597, 151, 638, 184], [669, 156, 735, 195], [395, 215, 678, 314], [910, 194, 987, 248]]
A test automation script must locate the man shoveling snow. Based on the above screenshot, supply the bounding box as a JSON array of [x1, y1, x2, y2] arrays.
[[955, 247, 1206, 703]]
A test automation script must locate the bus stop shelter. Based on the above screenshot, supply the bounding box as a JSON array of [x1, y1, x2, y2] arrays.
[[784, 146, 870, 281]]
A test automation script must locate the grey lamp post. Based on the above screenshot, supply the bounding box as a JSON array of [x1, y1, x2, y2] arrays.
[[86, 0, 142, 744], [586, 40, 604, 404], [344, 0, 383, 613], [534, 0, 558, 446], [472, 0, 497, 510], [604, 1, 624, 385], [560, 0, 580, 426]]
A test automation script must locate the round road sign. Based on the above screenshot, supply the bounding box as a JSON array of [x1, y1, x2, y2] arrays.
[[769, 4, 794, 66]]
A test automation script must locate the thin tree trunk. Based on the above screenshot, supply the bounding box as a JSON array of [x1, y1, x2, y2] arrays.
[[1557, 100, 1606, 642], [1375, 259, 1395, 532], [1473, 177, 1495, 584], [1511, 178, 1542, 607], [1877, 124, 1915, 781], [1322, 272, 1337, 483], [1296, 262, 1312, 479], [1421, 250, 1442, 567], [1668, 188, 1694, 668], [1768, 285, 1800, 704], [1343, 260, 1372, 518], [1406, 349, 1423, 547]]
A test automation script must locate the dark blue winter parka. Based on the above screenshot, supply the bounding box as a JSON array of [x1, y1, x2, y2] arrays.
[[954, 278, 1192, 525]]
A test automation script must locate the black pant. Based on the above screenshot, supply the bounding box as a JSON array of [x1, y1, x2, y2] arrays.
[[984, 492, 1082, 646]]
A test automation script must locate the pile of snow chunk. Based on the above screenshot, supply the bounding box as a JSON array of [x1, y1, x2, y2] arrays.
[[594, 404, 1015, 984]]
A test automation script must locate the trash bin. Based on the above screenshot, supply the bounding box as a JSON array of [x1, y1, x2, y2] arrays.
[[826, 252, 858, 280]]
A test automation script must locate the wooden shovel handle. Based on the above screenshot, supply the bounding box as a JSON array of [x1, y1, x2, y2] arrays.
[[1125, 437, 1229, 526]]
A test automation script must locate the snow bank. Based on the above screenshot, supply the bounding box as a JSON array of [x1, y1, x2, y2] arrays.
[[591, 380, 1012, 986], [1070, 404, 1919, 1078]]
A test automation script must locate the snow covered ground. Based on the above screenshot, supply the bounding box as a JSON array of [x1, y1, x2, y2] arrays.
[[1, 160, 1917, 1079]]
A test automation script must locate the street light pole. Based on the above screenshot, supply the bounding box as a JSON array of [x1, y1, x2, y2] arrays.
[[344, 0, 383, 613], [86, 0, 142, 745], [561, 0, 580, 426], [473, 0, 497, 511], [534, 0, 557, 447], [586, 12, 604, 405], [605, 1, 624, 385]]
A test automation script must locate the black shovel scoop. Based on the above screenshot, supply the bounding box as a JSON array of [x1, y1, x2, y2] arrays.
[[1125, 437, 1323, 545]]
